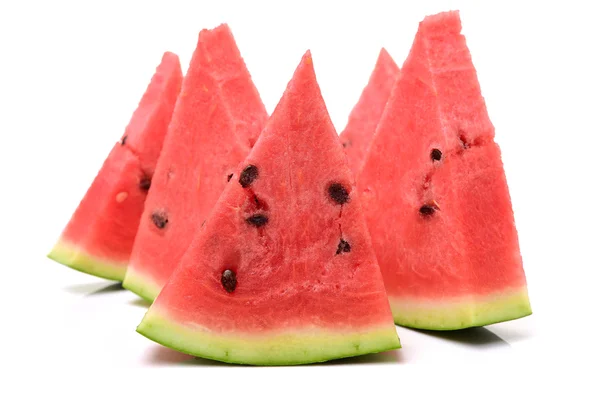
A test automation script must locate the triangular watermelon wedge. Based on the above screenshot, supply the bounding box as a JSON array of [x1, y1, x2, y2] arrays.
[[136, 51, 401, 365], [357, 11, 532, 330], [122, 24, 268, 302], [47, 52, 183, 281], [339, 48, 400, 175]]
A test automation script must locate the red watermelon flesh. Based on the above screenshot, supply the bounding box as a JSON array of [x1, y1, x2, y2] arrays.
[[119, 54, 184, 177], [136, 51, 400, 365], [339, 48, 400, 175], [123, 24, 268, 302], [357, 11, 531, 330], [47, 52, 183, 281]]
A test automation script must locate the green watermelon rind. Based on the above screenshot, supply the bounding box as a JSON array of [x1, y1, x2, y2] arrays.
[[47, 239, 126, 281], [122, 267, 161, 303], [137, 309, 401, 365], [389, 287, 532, 330]]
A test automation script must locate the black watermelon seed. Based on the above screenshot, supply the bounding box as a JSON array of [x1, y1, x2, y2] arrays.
[[336, 239, 351, 255], [328, 183, 350, 205], [121, 135, 128, 145], [151, 211, 168, 229], [227, 173, 233, 182], [221, 269, 237, 293], [430, 148, 442, 161], [139, 176, 151, 191], [419, 203, 439, 217], [246, 214, 268, 227], [239, 165, 259, 188], [342, 141, 349, 148]]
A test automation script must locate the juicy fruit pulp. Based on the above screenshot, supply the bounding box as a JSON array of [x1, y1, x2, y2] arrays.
[[339, 48, 400, 175], [137, 51, 400, 365], [47, 52, 183, 281], [123, 24, 268, 302], [357, 11, 531, 330]]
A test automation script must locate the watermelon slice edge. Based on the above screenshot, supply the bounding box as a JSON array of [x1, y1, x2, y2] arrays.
[[137, 310, 400, 365]]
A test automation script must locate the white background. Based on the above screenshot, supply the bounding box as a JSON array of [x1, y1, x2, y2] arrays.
[[1, 0, 598, 398]]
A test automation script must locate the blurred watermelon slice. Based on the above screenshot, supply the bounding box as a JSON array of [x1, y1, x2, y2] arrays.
[[47, 52, 182, 281], [340, 48, 400, 175], [358, 11, 532, 330]]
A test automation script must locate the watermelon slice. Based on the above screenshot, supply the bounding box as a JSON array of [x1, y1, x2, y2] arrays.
[[357, 11, 532, 330], [339, 48, 400, 175], [122, 24, 268, 302], [136, 51, 401, 365], [47, 52, 183, 281]]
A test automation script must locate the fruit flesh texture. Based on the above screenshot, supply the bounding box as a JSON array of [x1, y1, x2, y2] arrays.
[[357, 11, 531, 329], [121, 53, 184, 176], [137, 51, 400, 365], [339, 48, 400, 175], [123, 24, 268, 301], [47, 53, 183, 280]]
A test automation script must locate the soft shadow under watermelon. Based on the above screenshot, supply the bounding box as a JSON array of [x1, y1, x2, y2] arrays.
[[405, 327, 509, 347], [84, 282, 124, 296], [145, 346, 402, 367], [63, 281, 123, 295], [320, 349, 402, 366]]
